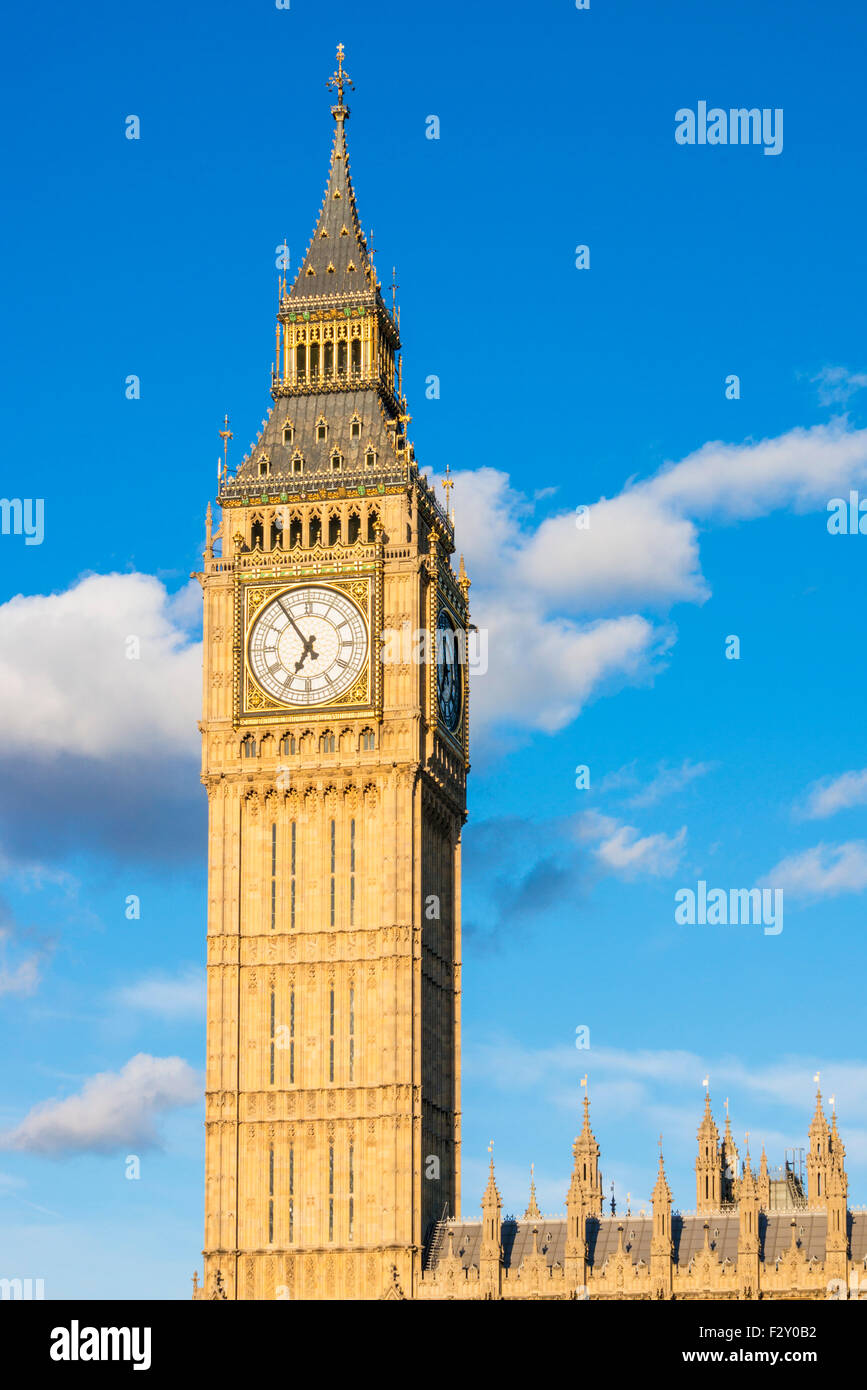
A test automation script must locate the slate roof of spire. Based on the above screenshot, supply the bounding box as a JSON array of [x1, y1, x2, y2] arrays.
[[289, 105, 375, 299]]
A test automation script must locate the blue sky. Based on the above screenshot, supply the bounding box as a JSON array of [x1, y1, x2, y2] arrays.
[[1, 0, 867, 1297]]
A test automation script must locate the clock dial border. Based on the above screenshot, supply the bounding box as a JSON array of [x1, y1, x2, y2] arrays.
[[235, 574, 378, 723]]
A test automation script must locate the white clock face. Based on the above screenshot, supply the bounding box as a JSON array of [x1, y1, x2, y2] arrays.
[[248, 586, 368, 706]]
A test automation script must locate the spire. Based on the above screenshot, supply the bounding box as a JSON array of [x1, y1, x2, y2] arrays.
[[523, 1163, 542, 1220], [289, 45, 376, 299], [809, 1078, 828, 1137], [652, 1149, 672, 1204], [569, 1077, 602, 1216]]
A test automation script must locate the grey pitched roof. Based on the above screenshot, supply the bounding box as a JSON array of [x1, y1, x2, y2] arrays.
[[427, 1210, 838, 1272], [228, 389, 407, 497], [289, 111, 374, 299]]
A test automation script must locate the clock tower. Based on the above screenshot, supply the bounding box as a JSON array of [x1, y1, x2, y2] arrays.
[[196, 47, 470, 1301]]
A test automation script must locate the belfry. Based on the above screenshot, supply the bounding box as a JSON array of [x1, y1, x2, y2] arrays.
[[195, 45, 469, 1301]]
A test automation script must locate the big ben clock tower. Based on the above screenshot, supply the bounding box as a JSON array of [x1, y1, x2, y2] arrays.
[[196, 47, 470, 1301]]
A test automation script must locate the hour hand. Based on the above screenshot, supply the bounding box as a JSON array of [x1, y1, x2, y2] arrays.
[[294, 634, 318, 671]]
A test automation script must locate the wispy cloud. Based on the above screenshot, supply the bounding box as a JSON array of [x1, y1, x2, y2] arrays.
[[577, 810, 687, 878], [111, 969, 205, 1020], [763, 841, 867, 899], [0, 1054, 200, 1156], [627, 759, 716, 809], [798, 769, 867, 820], [812, 365, 867, 407]]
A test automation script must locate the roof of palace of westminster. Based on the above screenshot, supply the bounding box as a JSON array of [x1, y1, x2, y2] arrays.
[[417, 1085, 867, 1300]]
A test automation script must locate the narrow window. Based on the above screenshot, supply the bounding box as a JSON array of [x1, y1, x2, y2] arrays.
[[328, 1145, 335, 1241], [269, 988, 275, 1085], [350, 418, 361, 439], [309, 342, 320, 378], [349, 986, 355, 1084], [331, 451, 342, 472], [347, 514, 360, 544], [324, 342, 334, 377], [288, 1146, 295, 1243], [351, 339, 361, 375], [328, 515, 341, 545], [268, 1145, 275, 1244], [330, 820, 336, 928], [349, 1144, 355, 1241], [280, 733, 295, 755], [290, 821, 296, 930], [317, 421, 328, 442], [329, 986, 335, 1083], [295, 344, 306, 380], [337, 341, 347, 375], [309, 514, 321, 545], [251, 520, 264, 549], [270, 823, 277, 932], [289, 988, 295, 1084], [365, 449, 376, 469], [282, 423, 294, 446], [350, 819, 356, 928], [292, 456, 304, 476]]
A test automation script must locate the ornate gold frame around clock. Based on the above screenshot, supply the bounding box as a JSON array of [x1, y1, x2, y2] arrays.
[[233, 560, 382, 727]]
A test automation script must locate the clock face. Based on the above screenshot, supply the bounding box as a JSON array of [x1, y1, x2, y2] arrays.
[[436, 607, 462, 733], [247, 586, 368, 707]]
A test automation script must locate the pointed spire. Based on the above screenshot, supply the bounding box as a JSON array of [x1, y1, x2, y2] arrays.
[[653, 1149, 672, 1203], [290, 46, 375, 299], [523, 1163, 542, 1220], [482, 1145, 501, 1208]]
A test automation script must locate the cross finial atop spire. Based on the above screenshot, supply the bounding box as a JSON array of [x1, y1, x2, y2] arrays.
[[327, 42, 354, 113]]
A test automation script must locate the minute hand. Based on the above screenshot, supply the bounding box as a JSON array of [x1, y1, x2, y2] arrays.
[[278, 599, 311, 647]]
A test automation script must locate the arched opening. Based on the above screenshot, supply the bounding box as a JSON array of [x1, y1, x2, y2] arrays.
[[309, 514, 322, 546], [241, 736, 256, 759], [337, 340, 347, 376], [295, 344, 306, 381], [269, 518, 281, 550], [321, 732, 336, 754], [351, 339, 361, 375], [324, 342, 334, 377], [347, 513, 361, 544], [289, 516, 303, 548], [280, 733, 295, 755], [250, 518, 265, 549], [328, 514, 341, 546], [366, 509, 379, 543]]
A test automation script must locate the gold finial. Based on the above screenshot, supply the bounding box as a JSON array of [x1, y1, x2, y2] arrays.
[[218, 413, 233, 485], [327, 42, 354, 110], [487, 1139, 494, 1155], [442, 462, 454, 521]]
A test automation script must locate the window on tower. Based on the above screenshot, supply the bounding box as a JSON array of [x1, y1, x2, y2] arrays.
[[350, 417, 362, 439], [351, 339, 361, 376], [365, 449, 377, 469], [241, 735, 256, 758], [317, 420, 328, 442], [361, 729, 375, 751]]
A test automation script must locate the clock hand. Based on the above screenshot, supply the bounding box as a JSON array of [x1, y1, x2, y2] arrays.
[[279, 599, 313, 648], [294, 635, 319, 672]]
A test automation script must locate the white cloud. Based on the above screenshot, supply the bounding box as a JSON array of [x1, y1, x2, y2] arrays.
[[812, 366, 867, 407], [0, 574, 200, 759], [0, 1054, 200, 1156], [763, 840, 867, 899], [576, 809, 686, 878], [111, 969, 205, 1019], [442, 419, 867, 739], [799, 769, 867, 820], [628, 759, 716, 808]]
